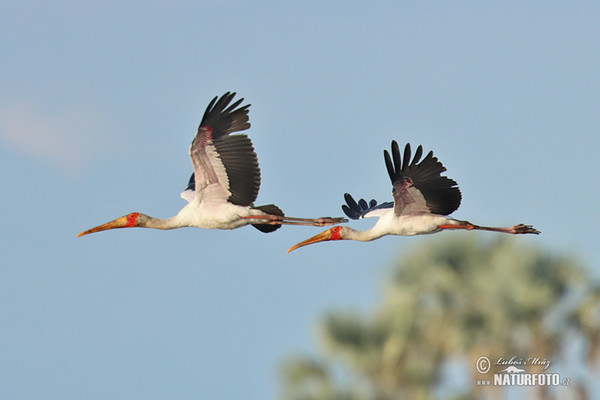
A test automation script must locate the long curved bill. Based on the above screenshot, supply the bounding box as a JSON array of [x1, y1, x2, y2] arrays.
[[77, 215, 132, 237], [287, 229, 333, 253]]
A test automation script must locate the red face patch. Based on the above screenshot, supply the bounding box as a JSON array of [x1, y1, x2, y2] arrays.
[[330, 226, 342, 240], [126, 213, 139, 227]]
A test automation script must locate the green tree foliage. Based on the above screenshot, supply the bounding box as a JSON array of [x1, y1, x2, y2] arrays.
[[280, 236, 600, 400]]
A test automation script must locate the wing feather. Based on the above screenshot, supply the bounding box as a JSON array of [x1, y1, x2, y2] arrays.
[[213, 134, 260, 206], [384, 141, 462, 216], [187, 92, 261, 206], [341, 193, 394, 220]]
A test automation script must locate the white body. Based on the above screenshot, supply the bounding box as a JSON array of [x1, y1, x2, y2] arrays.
[[174, 199, 269, 230], [339, 210, 460, 242], [373, 212, 456, 236]]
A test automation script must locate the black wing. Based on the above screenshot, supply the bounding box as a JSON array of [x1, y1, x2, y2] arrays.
[[187, 92, 261, 207], [199, 92, 251, 140], [383, 141, 461, 216], [341, 193, 394, 220]]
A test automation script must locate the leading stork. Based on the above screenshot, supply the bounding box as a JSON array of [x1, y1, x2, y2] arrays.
[[287, 141, 539, 252], [77, 92, 346, 237]]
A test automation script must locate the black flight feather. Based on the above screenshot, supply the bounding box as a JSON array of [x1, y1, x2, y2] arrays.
[[384, 141, 462, 216], [251, 204, 284, 233], [341, 193, 394, 220], [187, 92, 261, 207]]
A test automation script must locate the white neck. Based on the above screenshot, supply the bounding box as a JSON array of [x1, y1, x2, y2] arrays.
[[140, 214, 188, 230], [342, 226, 386, 242]]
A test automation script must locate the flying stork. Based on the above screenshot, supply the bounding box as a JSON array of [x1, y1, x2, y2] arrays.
[[77, 92, 346, 237], [287, 141, 539, 252]]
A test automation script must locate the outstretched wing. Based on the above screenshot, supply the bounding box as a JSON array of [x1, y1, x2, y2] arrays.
[[341, 193, 393, 220], [183, 92, 261, 206], [384, 141, 461, 216]]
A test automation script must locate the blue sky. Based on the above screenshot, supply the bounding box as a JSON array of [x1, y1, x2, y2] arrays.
[[1, 2, 599, 399]]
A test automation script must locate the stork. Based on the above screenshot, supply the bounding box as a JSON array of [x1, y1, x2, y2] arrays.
[[287, 141, 539, 252], [77, 92, 346, 237]]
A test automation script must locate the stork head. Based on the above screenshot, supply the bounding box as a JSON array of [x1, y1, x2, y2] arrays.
[[77, 212, 143, 237], [286, 226, 345, 253]]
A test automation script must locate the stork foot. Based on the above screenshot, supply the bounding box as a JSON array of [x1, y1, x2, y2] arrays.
[[512, 224, 540, 234]]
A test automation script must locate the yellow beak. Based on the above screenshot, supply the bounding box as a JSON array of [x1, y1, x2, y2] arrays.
[[287, 229, 333, 253], [77, 215, 133, 237]]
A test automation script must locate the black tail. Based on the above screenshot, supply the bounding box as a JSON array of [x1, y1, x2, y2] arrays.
[[251, 204, 284, 233]]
